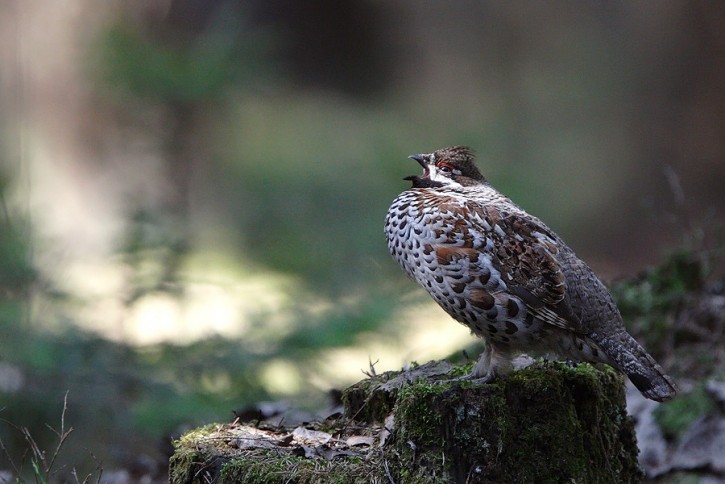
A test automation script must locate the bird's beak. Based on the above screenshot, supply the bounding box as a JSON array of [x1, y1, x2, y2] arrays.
[[405, 154, 431, 181], [408, 154, 427, 168]]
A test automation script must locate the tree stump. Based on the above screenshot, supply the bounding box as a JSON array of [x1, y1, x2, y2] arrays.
[[169, 360, 643, 483]]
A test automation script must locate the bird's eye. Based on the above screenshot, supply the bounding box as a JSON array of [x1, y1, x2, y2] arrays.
[[437, 163, 453, 173]]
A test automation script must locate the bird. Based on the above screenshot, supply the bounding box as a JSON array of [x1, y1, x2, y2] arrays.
[[384, 146, 677, 402]]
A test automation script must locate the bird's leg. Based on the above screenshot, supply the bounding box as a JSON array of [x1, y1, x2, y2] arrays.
[[439, 344, 510, 384], [469, 345, 494, 380]]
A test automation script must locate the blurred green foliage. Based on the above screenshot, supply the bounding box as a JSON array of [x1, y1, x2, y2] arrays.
[[98, 8, 274, 104], [1, 1, 722, 478], [1, 328, 274, 472], [652, 385, 715, 441], [278, 296, 398, 355], [610, 248, 712, 355], [0, 172, 35, 299], [120, 206, 188, 304], [0, 174, 400, 473]]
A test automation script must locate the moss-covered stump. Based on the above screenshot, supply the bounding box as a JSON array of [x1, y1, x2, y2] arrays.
[[169, 360, 643, 483]]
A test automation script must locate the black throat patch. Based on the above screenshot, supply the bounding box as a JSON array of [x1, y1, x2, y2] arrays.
[[404, 175, 445, 189]]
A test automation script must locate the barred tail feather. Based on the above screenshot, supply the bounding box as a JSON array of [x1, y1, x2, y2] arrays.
[[624, 353, 678, 402], [590, 331, 678, 402]]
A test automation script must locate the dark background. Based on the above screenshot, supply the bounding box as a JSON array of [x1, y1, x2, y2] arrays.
[[0, 0, 722, 478]]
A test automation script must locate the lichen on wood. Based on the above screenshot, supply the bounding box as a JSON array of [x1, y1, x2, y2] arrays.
[[169, 360, 643, 483]]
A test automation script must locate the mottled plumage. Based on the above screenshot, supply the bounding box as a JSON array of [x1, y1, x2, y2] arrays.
[[385, 146, 677, 402]]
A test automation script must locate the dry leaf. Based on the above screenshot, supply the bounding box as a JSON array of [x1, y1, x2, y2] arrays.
[[346, 435, 375, 447], [291, 426, 332, 444]]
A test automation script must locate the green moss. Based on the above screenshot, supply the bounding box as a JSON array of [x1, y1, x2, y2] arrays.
[[447, 362, 474, 378], [341, 369, 399, 423], [171, 435, 389, 484], [216, 451, 384, 483], [385, 362, 642, 483], [174, 423, 223, 445], [389, 383, 451, 483], [396, 383, 447, 446], [169, 424, 228, 484], [168, 447, 205, 484], [341, 360, 455, 423]]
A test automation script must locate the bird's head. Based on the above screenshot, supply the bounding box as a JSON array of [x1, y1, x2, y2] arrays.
[[404, 146, 485, 189]]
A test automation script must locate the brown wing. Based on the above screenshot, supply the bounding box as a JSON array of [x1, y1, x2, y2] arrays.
[[464, 201, 584, 333]]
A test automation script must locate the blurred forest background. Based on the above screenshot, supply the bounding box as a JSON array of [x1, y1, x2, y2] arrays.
[[0, 0, 723, 480]]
